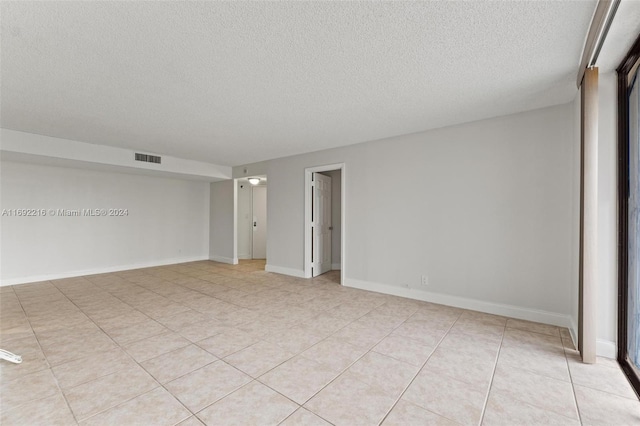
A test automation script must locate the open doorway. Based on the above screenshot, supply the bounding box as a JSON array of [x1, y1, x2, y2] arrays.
[[304, 163, 345, 285], [236, 176, 267, 260]]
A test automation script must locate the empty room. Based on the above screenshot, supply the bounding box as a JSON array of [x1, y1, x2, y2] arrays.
[[2, 1, 640, 425]]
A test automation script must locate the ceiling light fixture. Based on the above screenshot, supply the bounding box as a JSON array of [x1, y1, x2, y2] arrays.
[[248, 177, 261, 185]]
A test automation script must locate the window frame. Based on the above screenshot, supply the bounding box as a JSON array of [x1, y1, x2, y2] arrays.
[[617, 32, 640, 397]]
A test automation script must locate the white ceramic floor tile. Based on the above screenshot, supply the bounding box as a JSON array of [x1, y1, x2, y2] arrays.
[[259, 355, 338, 404], [574, 385, 640, 426], [304, 372, 397, 425], [382, 399, 458, 426], [196, 381, 298, 425], [1, 260, 638, 426], [483, 390, 580, 426]]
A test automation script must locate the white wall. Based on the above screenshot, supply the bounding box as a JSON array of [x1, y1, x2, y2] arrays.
[[235, 103, 578, 327], [596, 72, 619, 358], [0, 161, 210, 285], [236, 180, 253, 259], [209, 180, 236, 264]]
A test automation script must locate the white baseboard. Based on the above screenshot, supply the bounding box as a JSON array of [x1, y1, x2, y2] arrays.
[[1, 255, 209, 287], [344, 278, 573, 328], [597, 339, 617, 359], [210, 255, 238, 265], [566, 317, 616, 359], [265, 264, 306, 278], [331, 263, 341, 270], [237, 254, 252, 260]]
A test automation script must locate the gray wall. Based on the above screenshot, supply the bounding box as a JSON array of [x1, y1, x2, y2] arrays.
[[209, 180, 236, 263], [1, 161, 210, 284], [235, 103, 578, 324]]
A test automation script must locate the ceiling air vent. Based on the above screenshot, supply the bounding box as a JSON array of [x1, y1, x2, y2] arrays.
[[135, 153, 161, 164]]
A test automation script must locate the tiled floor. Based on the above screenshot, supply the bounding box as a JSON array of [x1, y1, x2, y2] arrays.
[[1, 260, 639, 425]]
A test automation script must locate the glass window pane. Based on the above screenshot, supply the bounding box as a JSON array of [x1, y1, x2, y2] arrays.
[[628, 72, 640, 369]]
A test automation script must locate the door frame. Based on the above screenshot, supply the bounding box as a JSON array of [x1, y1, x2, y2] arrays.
[[304, 163, 345, 285], [235, 179, 251, 260], [234, 177, 267, 263]]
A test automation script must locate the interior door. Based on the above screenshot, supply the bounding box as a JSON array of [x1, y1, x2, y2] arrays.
[[312, 173, 332, 276], [252, 186, 267, 259]]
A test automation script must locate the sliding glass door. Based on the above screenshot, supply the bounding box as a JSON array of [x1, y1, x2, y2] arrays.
[[619, 34, 640, 396], [628, 65, 640, 371]]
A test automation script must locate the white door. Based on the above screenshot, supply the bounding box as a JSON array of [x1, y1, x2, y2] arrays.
[[252, 186, 267, 259], [312, 173, 332, 276]]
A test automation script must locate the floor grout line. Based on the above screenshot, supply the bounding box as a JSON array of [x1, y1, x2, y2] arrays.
[[477, 320, 508, 426], [10, 283, 81, 425], [46, 277, 201, 424], [378, 310, 463, 425]]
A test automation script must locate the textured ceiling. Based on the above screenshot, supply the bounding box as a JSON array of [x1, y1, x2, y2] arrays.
[[1, 1, 597, 167], [597, 0, 640, 72]]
